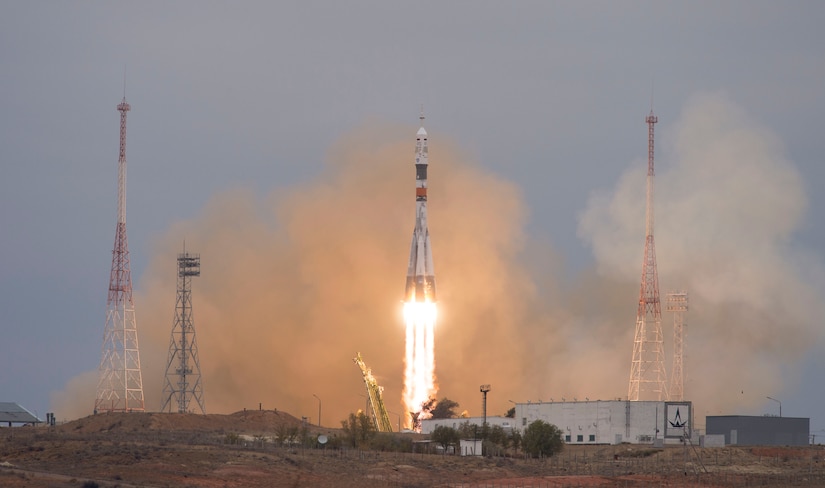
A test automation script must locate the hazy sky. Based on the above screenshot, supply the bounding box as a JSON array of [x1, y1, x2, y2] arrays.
[[2, 2, 824, 433]]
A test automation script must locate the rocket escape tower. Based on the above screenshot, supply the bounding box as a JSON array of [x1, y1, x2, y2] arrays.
[[95, 96, 146, 413], [161, 251, 206, 414], [627, 109, 668, 402], [667, 291, 688, 401]]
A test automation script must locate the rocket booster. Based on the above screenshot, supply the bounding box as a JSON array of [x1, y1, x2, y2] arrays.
[[404, 111, 437, 303]]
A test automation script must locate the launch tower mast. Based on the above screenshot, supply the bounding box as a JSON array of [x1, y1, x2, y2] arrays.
[[627, 109, 668, 401], [667, 291, 688, 401], [354, 353, 394, 432], [95, 96, 145, 413], [161, 251, 206, 414]]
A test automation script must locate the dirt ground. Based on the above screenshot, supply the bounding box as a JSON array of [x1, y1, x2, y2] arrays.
[[1, 410, 824, 487]]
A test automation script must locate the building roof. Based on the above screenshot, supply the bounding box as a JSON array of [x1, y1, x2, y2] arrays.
[[0, 402, 42, 424]]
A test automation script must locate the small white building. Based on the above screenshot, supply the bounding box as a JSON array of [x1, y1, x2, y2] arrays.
[[420, 416, 516, 435], [460, 438, 483, 456], [514, 400, 693, 445]]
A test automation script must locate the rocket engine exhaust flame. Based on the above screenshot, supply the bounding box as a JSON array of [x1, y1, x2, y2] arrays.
[[402, 110, 438, 429], [403, 301, 436, 428]]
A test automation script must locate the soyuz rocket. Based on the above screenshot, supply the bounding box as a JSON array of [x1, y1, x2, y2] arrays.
[[404, 111, 437, 303]]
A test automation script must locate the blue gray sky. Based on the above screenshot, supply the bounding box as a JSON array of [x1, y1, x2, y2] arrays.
[[2, 2, 824, 433]]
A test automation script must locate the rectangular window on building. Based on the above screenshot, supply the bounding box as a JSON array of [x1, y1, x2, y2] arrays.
[[565, 435, 571, 442], [576, 435, 583, 442], [589, 434, 595, 442], [522, 418, 527, 426]]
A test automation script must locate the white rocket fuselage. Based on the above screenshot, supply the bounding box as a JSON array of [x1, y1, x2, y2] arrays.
[[404, 119, 436, 303]]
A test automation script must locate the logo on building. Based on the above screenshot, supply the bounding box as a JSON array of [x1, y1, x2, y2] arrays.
[[664, 402, 692, 439]]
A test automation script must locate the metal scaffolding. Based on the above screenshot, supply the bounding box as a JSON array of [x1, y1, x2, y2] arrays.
[[161, 251, 206, 414]]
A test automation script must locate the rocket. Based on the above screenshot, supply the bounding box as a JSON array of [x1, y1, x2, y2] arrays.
[[404, 111, 437, 303]]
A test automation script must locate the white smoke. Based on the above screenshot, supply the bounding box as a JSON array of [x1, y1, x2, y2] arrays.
[[578, 92, 825, 414], [50, 95, 824, 424]]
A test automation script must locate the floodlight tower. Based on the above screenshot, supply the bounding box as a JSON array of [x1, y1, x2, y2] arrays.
[[480, 384, 491, 428], [667, 291, 688, 401], [95, 95, 145, 413], [627, 109, 668, 401], [161, 251, 206, 414]]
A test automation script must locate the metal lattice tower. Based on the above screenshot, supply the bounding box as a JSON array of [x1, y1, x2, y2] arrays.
[[95, 96, 145, 413], [161, 251, 206, 414], [627, 109, 668, 402], [667, 291, 688, 401]]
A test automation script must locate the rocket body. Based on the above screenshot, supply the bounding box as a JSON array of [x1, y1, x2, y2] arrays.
[[404, 119, 437, 302], [402, 113, 437, 429]]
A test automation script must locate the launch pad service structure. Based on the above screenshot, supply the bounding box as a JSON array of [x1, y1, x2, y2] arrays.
[[402, 110, 438, 429], [95, 95, 146, 413]]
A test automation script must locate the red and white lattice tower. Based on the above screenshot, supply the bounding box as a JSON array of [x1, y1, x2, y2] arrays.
[[667, 291, 688, 401], [627, 109, 668, 402], [95, 95, 145, 413]]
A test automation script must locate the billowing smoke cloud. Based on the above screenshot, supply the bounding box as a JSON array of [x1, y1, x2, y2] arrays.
[[53, 121, 541, 423], [52, 95, 824, 425], [578, 92, 825, 416]]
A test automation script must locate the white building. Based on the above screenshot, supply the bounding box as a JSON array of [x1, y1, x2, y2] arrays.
[[514, 400, 693, 445], [420, 416, 516, 435], [460, 438, 483, 456]]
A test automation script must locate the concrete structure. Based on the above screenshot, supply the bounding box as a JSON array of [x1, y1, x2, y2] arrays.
[[420, 416, 516, 435], [706, 415, 809, 446], [460, 438, 482, 456], [514, 400, 693, 445], [700, 434, 725, 447]]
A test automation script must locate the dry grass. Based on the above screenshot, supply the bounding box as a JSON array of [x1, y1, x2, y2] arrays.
[[0, 411, 823, 487]]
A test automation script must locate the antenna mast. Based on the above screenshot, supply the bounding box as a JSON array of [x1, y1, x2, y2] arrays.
[[161, 250, 206, 414], [627, 109, 668, 401], [95, 94, 145, 413]]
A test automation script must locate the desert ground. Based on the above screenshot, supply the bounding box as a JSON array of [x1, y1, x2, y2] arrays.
[[1, 410, 824, 487]]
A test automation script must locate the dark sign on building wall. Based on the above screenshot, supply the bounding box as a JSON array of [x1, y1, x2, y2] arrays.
[[664, 402, 692, 439]]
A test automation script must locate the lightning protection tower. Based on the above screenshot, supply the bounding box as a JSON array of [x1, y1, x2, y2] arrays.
[[95, 95, 145, 413], [161, 251, 206, 414], [667, 291, 688, 401], [627, 109, 668, 402]]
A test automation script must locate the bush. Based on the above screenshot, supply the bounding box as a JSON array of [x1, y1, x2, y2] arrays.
[[368, 432, 413, 452], [522, 420, 564, 458], [340, 411, 376, 448], [430, 425, 460, 452]]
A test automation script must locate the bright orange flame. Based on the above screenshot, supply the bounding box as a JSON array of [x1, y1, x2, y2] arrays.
[[402, 301, 437, 430]]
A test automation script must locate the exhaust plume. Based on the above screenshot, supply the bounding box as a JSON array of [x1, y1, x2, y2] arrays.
[[51, 96, 824, 424], [53, 121, 536, 423], [579, 92, 824, 415]]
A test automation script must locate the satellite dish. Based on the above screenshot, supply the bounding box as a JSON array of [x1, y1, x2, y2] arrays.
[[317, 434, 328, 445]]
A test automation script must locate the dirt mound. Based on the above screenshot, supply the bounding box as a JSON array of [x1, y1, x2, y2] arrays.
[[60, 409, 303, 435]]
